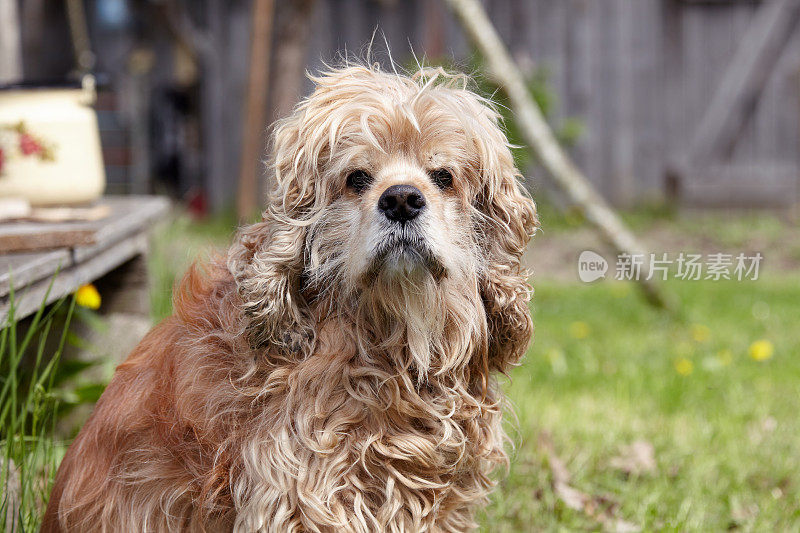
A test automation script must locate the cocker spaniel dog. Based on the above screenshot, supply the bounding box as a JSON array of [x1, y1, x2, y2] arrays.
[[43, 64, 537, 532]]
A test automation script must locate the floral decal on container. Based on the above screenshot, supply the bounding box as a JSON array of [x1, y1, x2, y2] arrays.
[[0, 122, 56, 176]]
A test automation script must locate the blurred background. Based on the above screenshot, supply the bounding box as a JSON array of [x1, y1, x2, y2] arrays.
[[4, 0, 800, 211], [1, 0, 799, 531]]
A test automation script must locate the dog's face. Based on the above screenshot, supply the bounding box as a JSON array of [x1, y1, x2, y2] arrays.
[[231, 65, 536, 366], [334, 156, 467, 283], [306, 122, 483, 292], [287, 67, 525, 296]]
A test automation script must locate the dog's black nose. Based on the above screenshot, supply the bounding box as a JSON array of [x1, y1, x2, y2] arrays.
[[378, 184, 426, 222]]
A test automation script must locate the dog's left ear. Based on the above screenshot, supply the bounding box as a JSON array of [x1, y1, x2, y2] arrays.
[[228, 112, 317, 352], [470, 104, 538, 372]]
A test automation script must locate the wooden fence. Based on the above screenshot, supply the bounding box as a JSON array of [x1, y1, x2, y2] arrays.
[[13, 0, 800, 208], [301, 0, 800, 207]]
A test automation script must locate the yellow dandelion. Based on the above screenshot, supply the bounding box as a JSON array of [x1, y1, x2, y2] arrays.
[[749, 340, 774, 362], [569, 321, 591, 339], [716, 349, 732, 366], [674, 357, 694, 376], [75, 283, 101, 310], [691, 324, 711, 343]]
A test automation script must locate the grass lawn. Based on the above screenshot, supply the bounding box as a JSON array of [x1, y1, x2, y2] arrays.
[[145, 211, 799, 531], [484, 277, 800, 531]]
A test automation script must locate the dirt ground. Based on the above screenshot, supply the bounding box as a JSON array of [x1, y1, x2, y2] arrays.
[[524, 209, 800, 282]]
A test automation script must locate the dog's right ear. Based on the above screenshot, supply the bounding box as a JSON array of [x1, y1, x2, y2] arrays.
[[228, 111, 318, 352]]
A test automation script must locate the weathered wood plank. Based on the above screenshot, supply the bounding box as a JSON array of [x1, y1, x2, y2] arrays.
[[728, 2, 761, 164], [0, 249, 71, 297], [71, 196, 170, 262], [662, 0, 684, 198], [563, 0, 591, 178], [629, 0, 665, 198], [0, 233, 149, 323], [0, 224, 97, 253], [0, 197, 168, 303], [591, 0, 616, 197], [614, 0, 636, 204], [752, 5, 799, 163], [773, 29, 800, 167]]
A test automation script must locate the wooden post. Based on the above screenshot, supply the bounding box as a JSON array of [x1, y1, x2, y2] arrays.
[[203, 0, 228, 213], [237, 0, 275, 221], [267, 0, 317, 124], [0, 0, 22, 84], [444, 0, 674, 310]]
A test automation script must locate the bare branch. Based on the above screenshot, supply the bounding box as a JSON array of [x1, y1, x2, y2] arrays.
[[444, 0, 674, 310]]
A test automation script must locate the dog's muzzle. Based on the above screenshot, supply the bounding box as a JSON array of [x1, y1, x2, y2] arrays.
[[378, 184, 426, 223], [368, 228, 446, 280]]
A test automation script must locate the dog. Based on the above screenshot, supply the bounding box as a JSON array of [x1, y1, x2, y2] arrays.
[[43, 64, 537, 532]]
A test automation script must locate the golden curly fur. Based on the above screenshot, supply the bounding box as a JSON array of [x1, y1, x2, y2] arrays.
[[43, 64, 537, 532]]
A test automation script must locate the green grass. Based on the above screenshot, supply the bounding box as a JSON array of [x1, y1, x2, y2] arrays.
[[1, 287, 76, 531], [483, 277, 800, 531], [149, 211, 239, 321]]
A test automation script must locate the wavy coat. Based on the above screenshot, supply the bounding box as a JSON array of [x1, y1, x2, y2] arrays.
[[43, 65, 537, 532]]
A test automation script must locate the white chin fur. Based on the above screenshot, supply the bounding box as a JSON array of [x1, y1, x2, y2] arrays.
[[381, 246, 429, 276]]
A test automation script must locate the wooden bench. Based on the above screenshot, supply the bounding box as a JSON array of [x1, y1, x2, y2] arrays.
[[0, 196, 169, 323]]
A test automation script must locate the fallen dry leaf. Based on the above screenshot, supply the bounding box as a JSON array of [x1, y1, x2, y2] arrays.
[[610, 439, 656, 476], [538, 432, 642, 532], [553, 480, 586, 510]]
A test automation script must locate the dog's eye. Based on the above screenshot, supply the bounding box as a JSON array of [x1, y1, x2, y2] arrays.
[[346, 170, 373, 194], [430, 168, 453, 190]]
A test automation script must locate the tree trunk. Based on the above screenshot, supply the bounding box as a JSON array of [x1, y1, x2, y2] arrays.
[[237, 0, 275, 220], [267, 0, 317, 125]]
